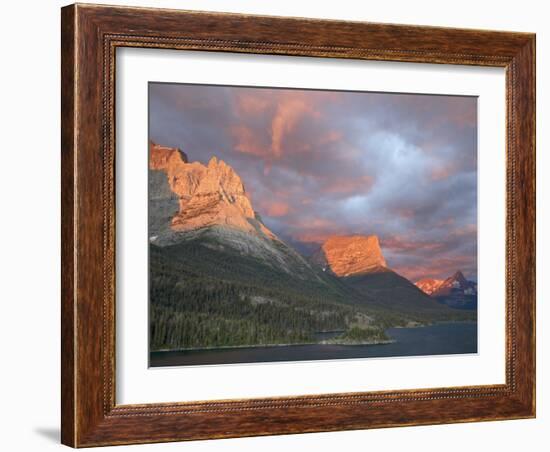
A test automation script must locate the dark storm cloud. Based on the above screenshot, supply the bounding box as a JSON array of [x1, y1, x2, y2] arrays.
[[149, 83, 477, 281]]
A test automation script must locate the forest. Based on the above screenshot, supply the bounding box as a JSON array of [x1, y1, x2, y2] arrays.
[[150, 242, 377, 350], [149, 239, 474, 351]]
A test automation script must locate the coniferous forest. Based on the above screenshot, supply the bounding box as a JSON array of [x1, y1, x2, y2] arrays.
[[150, 242, 362, 350], [149, 239, 474, 351]]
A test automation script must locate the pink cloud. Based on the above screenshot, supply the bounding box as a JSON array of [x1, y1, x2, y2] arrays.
[[382, 236, 445, 253], [263, 201, 290, 217], [231, 90, 343, 162], [431, 166, 452, 181], [381, 228, 477, 280], [236, 93, 270, 115], [393, 208, 415, 220], [286, 217, 348, 245], [395, 255, 476, 282], [293, 232, 336, 244], [322, 130, 343, 143], [435, 217, 455, 227], [321, 175, 373, 195], [230, 125, 266, 157], [271, 93, 321, 158]]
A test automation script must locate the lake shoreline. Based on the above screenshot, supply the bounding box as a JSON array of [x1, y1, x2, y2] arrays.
[[150, 321, 478, 367], [151, 320, 477, 354], [152, 337, 394, 353]]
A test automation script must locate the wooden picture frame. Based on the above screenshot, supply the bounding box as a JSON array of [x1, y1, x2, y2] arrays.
[[61, 3, 535, 447]]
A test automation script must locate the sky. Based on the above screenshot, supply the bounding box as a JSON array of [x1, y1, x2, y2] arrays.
[[149, 83, 477, 282]]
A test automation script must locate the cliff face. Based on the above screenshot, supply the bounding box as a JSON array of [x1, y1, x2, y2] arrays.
[[148, 142, 322, 278], [149, 143, 189, 169], [149, 142, 275, 240], [311, 235, 387, 277]]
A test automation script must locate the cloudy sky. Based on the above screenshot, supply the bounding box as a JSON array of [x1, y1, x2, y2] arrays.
[[149, 83, 477, 282]]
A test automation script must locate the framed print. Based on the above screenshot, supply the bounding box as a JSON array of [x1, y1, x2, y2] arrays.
[[146, 84, 480, 368], [61, 3, 536, 447]]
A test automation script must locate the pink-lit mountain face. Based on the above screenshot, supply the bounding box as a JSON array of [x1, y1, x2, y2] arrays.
[[415, 278, 444, 295], [416, 272, 477, 296], [149, 142, 276, 240], [311, 235, 387, 277], [416, 271, 477, 310], [148, 142, 323, 280], [310, 235, 454, 316]]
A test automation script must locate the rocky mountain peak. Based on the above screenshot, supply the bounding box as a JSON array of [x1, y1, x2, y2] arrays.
[[451, 270, 467, 284], [312, 235, 387, 277], [415, 278, 444, 295], [149, 143, 323, 278], [427, 270, 478, 309], [149, 142, 188, 169], [208, 156, 218, 168], [416, 271, 475, 296], [149, 142, 275, 240]]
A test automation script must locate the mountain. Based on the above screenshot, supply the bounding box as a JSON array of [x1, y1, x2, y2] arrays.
[[343, 267, 465, 322], [311, 235, 386, 277], [149, 142, 275, 242], [148, 144, 383, 350], [432, 271, 476, 296], [415, 278, 444, 295], [431, 271, 477, 310], [311, 235, 469, 324], [149, 143, 473, 352], [149, 142, 322, 279]]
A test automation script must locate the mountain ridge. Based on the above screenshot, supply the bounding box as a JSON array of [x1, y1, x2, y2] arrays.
[[415, 271, 477, 310], [149, 142, 323, 279], [310, 235, 468, 319], [149, 143, 475, 351]]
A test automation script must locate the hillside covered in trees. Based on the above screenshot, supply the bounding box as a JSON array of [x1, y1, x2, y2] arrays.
[[149, 238, 474, 351]]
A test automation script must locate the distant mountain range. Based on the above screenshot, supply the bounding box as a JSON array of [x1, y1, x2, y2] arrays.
[[415, 271, 477, 310], [148, 143, 475, 351]]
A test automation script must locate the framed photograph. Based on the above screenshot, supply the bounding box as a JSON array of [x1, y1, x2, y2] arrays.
[[61, 3, 535, 447]]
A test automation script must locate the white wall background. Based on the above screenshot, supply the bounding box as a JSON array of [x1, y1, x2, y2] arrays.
[[0, 1, 546, 451]]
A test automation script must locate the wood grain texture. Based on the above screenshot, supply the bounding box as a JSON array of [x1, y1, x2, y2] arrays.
[[60, 3, 536, 447], [60, 5, 76, 447]]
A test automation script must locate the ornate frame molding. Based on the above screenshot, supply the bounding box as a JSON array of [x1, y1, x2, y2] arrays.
[[61, 4, 535, 447]]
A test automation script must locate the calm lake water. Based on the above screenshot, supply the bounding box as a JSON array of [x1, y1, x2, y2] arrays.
[[150, 321, 477, 367]]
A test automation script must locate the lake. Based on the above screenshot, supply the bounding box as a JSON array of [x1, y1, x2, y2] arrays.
[[150, 321, 477, 367]]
